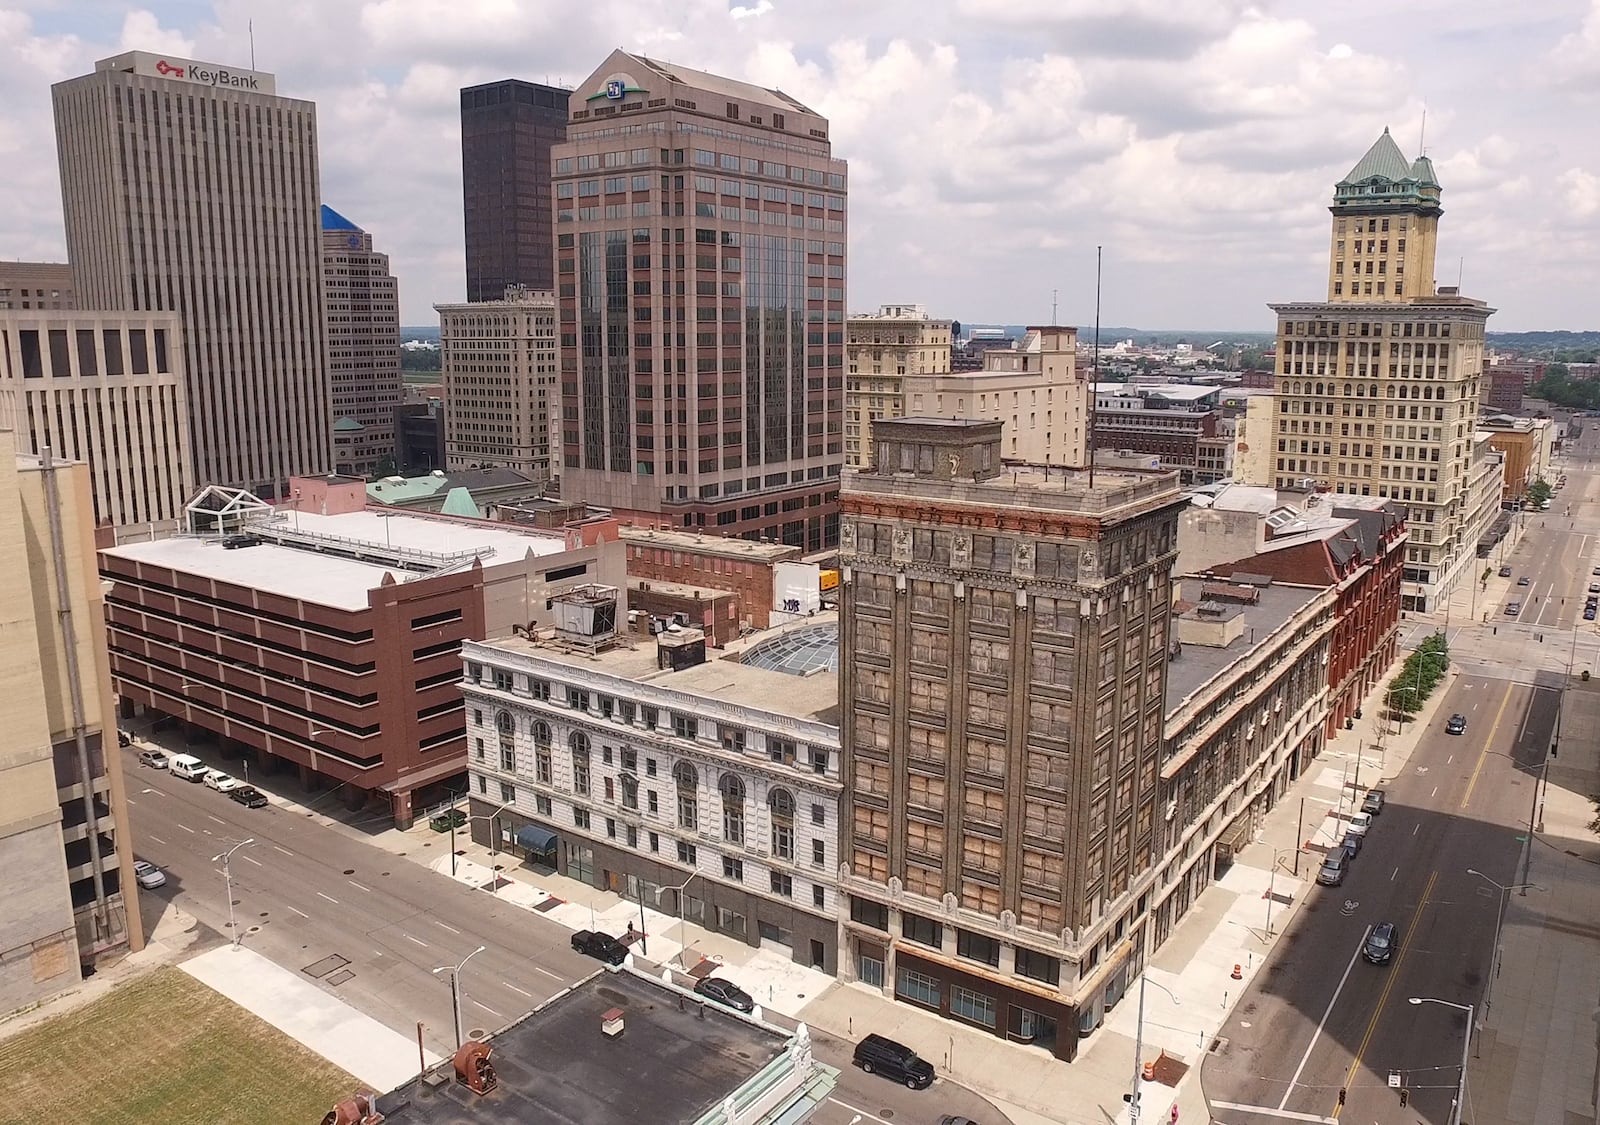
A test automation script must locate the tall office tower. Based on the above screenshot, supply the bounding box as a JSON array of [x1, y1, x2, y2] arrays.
[[322, 206, 402, 478], [461, 79, 570, 302], [837, 417, 1186, 1062], [844, 305, 952, 468], [0, 310, 191, 534], [554, 51, 847, 549], [0, 419, 142, 1017], [1270, 128, 1494, 612], [52, 51, 331, 497], [436, 287, 559, 481]]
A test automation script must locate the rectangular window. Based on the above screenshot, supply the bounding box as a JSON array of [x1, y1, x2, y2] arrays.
[[956, 928, 1001, 967], [949, 984, 997, 1028], [673, 714, 699, 740], [895, 967, 941, 1009], [723, 855, 744, 881], [901, 912, 942, 948], [770, 871, 793, 896], [849, 896, 888, 930], [677, 841, 697, 865], [1014, 947, 1061, 985]]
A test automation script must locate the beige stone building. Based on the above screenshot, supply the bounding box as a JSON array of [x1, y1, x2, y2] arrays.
[[0, 311, 191, 534], [53, 51, 330, 498], [1230, 392, 1276, 486], [323, 206, 402, 479], [904, 326, 1086, 466], [0, 263, 75, 311], [1270, 128, 1494, 613], [437, 287, 559, 483], [0, 419, 142, 1017], [1478, 415, 1555, 501], [845, 305, 952, 467]]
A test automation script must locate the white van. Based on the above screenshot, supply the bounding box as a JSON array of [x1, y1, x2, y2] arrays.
[[169, 754, 209, 782]]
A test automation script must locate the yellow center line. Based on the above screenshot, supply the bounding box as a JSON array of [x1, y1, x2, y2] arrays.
[[1460, 682, 1517, 810], [1331, 868, 1439, 1118]]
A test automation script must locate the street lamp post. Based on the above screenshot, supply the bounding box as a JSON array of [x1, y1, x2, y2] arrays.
[[1266, 847, 1298, 937], [664, 871, 702, 967], [212, 838, 256, 948], [432, 945, 487, 1050], [1408, 996, 1473, 1125], [466, 798, 517, 888], [1127, 970, 1181, 1120], [1465, 868, 1543, 1026]]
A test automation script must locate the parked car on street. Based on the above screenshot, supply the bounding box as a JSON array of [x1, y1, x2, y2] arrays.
[[1505, 601, 1521, 616], [1446, 713, 1467, 735], [229, 786, 268, 808], [694, 976, 756, 1013], [204, 771, 243, 793], [1317, 849, 1349, 886], [1363, 921, 1398, 964], [1587, 606, 1598, 622], [853, 1033, 935, 1090], [1499, 565, 1513, 577], [570, 930, 628, 965], [1361, 789, 1386, 815], [1341, 831, 1363, 858], [137, 749, 169, 769], [1347, 811, 1373, 836], [132, 860, 167, 889], [1517, 576, 1531, 586]]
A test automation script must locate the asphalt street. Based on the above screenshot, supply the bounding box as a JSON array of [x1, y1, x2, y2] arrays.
[[1205, 413, 1590, 1125], [123, 748, 1004, 1125]]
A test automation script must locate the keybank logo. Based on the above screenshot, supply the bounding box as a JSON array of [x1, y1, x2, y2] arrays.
[[154, 59, 262, 89]]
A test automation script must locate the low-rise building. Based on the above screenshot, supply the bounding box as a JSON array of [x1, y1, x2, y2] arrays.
[[1193, 494, 1406, 735], [1092, 383, 1224, 484], [1479, 415, 1556, 500], [620, 525, 810, 633], [101, 486, 625, 827], [367, 466, 549, 516], [395, 399, 445, 474], [460, 600, 842, 972], [0, 262, 75, 311], [904, 326, 1086, 466], [375, 968, 836, 1124]]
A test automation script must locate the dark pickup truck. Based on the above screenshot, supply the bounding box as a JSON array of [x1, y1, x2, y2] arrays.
[[571, 930, 628, 965]]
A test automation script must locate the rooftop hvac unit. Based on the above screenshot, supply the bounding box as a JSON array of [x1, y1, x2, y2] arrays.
[[550, 584, 621, 651]]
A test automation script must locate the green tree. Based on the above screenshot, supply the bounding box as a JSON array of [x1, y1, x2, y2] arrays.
[[1527, 478, 1554, 506]]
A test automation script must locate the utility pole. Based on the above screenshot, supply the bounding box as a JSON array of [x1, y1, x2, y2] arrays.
[[213, 839, 256, 947]]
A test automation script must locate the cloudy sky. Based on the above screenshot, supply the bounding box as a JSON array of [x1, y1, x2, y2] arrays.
[[3, 0, 1598, 330]]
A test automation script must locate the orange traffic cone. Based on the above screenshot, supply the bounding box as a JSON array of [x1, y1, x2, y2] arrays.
[[1232, 963, 1242, 980]]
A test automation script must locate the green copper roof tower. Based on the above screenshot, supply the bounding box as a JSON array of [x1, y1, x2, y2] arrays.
[[1326, 127, 1441, 302]]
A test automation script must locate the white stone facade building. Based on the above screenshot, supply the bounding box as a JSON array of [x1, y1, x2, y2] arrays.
[[459, 618, 843, 971]]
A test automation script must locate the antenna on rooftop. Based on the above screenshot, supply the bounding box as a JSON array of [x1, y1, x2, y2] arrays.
[[1458, 256, 1464, 290], [1418, 107, 1426, 156], [249, 19, 256, 70], [1051, 288, 1058, 324], [1088, 246, 1102, 488]]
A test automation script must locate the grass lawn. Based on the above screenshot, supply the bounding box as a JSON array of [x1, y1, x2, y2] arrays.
[[0, 965, 359, 1125]]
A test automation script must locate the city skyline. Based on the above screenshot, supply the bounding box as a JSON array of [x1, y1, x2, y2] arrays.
[[2, 2, 1596, 331]]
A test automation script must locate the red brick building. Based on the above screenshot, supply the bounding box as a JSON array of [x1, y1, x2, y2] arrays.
[[101, 487, 626, 826], [620, 525, 802, 632], [1205, 495, 1406, 737]]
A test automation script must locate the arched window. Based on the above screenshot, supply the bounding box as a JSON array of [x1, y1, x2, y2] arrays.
[[674, 761, 698, 831], [496, 710, 514, 741], [570, 731, 591, 796], [768, 786, 795, 860], [532, 720, 551, 751], [719, 772, 746, 845]]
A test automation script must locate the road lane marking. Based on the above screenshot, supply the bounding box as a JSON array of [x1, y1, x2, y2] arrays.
[[1431, 786, 1439, 799], [404, 934, 428, 948], [827, 1098, 896, 1125], [434, 920, 461, 935], [317, 892, 339, 904], [1413, 824, 1419, 835], [349, 880, 372, 892], [532, 965, 565, 982], [1279, 925, 1372, 1110], [1333, 869, 1439, 1118], [240, 854, 263, 867], [1212, 1103, 1337, 1124], [147, 834, 167, 845], [272, 845, 293, 857], [1391, 867, 1399, 881], [286, 905, 309, 919], [207, 815, 226, 825], [177, 823, 196, 834], [472, 999, 504, 1019], [505, 982, 533, 998], [1461, 684, 1517, 810], [1447, 754, 1453, 764]]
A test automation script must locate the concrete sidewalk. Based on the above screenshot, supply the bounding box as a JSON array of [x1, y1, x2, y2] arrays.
[[1471, 676, 1600, 1125], [181, 944, 443, 1091]]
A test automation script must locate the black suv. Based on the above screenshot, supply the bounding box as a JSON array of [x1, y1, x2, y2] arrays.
[[694, 976, 755, 1013], [570, 930, 628, 965], [1363, 921, 1398, 964], [853, 1033, 935, 1090]]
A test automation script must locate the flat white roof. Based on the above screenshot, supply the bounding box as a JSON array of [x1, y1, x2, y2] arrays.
[[102, 510, 572, 611]]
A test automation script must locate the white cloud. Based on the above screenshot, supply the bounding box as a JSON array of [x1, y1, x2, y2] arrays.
[[0, 0, 1594, 329]]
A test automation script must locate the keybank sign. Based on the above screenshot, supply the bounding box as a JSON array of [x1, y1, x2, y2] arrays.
[[155, 59, 263, 89]]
